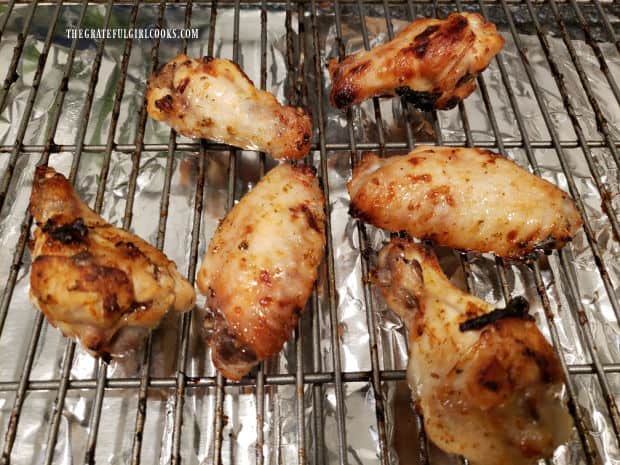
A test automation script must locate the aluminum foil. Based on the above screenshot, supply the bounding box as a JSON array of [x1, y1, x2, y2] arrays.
[[0, 2, 619, 465]]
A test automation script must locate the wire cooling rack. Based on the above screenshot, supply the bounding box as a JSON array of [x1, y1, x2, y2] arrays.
[[0, 1, 619, 465]]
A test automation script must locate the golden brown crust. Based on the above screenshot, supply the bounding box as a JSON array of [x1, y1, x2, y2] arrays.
[[147, 55, 312, 160], [348, 146, 583, 259], [328, 13, 504, 110], [197, 164, 326, 380], [374, 238, 571, 465], [28, 167, 195, 357]]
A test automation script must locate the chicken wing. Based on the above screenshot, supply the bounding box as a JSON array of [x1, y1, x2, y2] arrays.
[[147, 54, 312, 160], [328, 13, 504, 110], [29, 167, 195, 358], [348, 146, 582, 259], [197, 163, 325, 380], [374, 238, 572, 465]]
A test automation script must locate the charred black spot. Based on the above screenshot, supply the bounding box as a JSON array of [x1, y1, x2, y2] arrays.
[[291, 204, 321, 233], [415, 24, 440, 41], [155, 94, 174, 113], [395, 87, 441, 111], [332, 84, 357, 109], [176, 77, 190, 94], [459, 296, 532, 332], [522, 347, 535, 358], [409, 26, 441, 59], [238, 240, 249, 250], [202, 56, 215, 64], [43, 218, 88, 244], [481, 380, 499, 392], [348, 204, 373, 225], [411, 41, 430, 58], [447, 15, 469, 35], [442, 96, 461, 109], [455, 72, 474, 88]]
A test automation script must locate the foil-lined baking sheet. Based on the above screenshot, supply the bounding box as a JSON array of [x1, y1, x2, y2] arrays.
[[0, 2, 619, 465]]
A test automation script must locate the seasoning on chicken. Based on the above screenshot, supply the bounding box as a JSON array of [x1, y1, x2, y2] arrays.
[[328, 13, 504, 110], [348, 146, 582, 259], [147, 54, 312, 160], [374, 238, 572, 465], [28, 167, 195, 358], [197, 163, 325, 380]]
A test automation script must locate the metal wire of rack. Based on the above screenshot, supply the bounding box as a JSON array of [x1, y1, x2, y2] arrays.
[[0, 1, 618, 465]]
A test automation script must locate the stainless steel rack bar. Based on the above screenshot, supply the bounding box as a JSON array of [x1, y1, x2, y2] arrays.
[[0, 1, 619, 465], [2, 139, 620, 156]]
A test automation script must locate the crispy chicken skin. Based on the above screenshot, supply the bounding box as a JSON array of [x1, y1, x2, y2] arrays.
[[348, 146, 582, 259], [374, 238, 572, 465], [29, 167, 195, 358], [197, 164, 326, 380], [147, 54, 312, 160], [328, 13, 504, 110]]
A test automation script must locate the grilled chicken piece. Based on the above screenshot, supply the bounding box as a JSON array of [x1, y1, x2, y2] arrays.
[[374, 238, 572, 465], [147, 54, 312, 160], [29, 167, 195, 358], [328, 13, 504, 110], [197, 164, 325, 380], [348, 146, 582, 259]]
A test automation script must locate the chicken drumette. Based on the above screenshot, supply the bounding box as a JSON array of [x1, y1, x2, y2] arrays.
[[29, 167, 195, 358], [374, 238, 572, 465]]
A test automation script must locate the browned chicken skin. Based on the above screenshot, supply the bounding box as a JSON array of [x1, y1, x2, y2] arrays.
[[328, 13, 504, 110], [197, 164, 326, 380], [29, 167, 195, 358], [348, 146, 582, 259], [374, 238, 572, 465], [147, 55, 312, 160]]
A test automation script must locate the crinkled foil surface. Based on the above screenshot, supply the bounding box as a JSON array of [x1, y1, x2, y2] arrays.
[[0, 2, 619, 465]]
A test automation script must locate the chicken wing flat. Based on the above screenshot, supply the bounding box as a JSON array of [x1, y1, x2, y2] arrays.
[[29, 167, 195, 358], [328, 13, 504, 110], [348, 146, 582, 259], [197, 163, 325, 380], [374, 238, 572, 465], [147, 54, 312, 160]]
